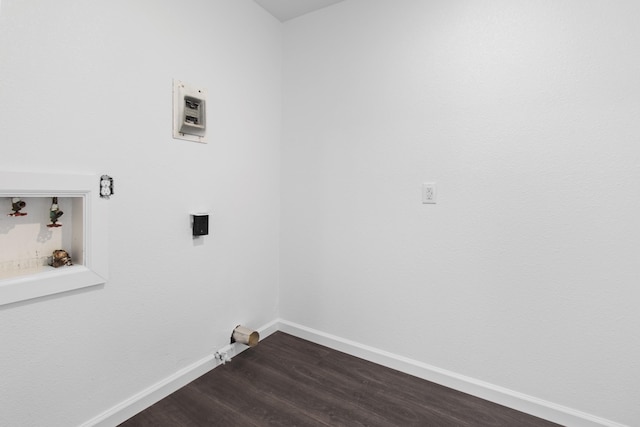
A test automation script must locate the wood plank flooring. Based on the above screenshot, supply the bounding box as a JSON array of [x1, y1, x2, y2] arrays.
[[119, 332, 561, 426]]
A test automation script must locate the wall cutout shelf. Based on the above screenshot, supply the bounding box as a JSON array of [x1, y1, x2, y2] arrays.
[[0, 171, 108, 306]]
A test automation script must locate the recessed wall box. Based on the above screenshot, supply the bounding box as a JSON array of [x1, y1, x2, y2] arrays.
[[0, 171, 108, 307], [191, 213, 209, 236], [173, 80, 207, 143]]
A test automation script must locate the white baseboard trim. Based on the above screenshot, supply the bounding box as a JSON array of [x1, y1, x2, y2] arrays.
[[81, 318, 625, 427], [82, 319, 279, 427], [277, 319, 627, 427]]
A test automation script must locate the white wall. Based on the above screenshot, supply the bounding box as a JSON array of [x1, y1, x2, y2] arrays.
[[0, 1, 281, 426], [2, 0, 639, 425], [280, 1, 640, 425]]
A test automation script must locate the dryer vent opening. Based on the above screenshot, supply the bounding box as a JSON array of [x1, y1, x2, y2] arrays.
[[231, 325, 259, 347]]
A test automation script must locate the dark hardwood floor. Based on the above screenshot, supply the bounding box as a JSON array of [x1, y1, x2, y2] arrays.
[[119, 332, 561, 426]]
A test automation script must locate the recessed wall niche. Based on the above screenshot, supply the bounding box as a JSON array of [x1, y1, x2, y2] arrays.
[[0, 196, 84, 279], [0, 171, 108, 306]]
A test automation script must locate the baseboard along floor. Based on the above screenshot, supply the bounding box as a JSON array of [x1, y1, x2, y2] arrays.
[[118, 331, 560, 427]]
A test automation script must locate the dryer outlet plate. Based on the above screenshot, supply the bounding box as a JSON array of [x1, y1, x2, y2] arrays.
[[173, 79, 207, 143]]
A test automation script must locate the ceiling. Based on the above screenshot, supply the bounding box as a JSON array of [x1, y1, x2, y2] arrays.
[[253, 0, 345, 22]]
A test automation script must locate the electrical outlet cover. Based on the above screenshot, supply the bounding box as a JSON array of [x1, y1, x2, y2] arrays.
[[173, 79, 207, 143], [422, 182, 437, 204]]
